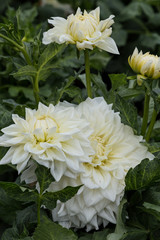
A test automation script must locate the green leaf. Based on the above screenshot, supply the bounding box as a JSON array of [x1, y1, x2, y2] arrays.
[[8, 86, 34, 101], [35, 164, 55, 194], [121, 230, 148, 240], [57, 67, 84, 103], [125, 158, 160, 190], [114, 94, 138, 132], [0, 187, 22, 225], [1, 225, 31, 240], [143, 202, 160, 213], [144, 142, 160, 155], [109, 74, 127, 91], [91, 73, 108, 100], [0, 104, 12, 129], [41, 185, 81, 210], [33, 216, 77, 240], [0, 181, 37, 203], [36, 43, 65, 82], [16, 204, 38, 227], [93, 229, 110, 240], [13, 65, 37, 81], [139, 33, 160, 50]]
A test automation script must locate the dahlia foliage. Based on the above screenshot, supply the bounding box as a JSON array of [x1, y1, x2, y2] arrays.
[[0, 2, 160, 240]]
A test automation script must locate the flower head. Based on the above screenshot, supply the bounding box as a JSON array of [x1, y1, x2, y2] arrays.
[[128, 48, 160, 82], [49, 97, 154, 231], [0, 102, 94, 181], [42, 7, 119, 54]]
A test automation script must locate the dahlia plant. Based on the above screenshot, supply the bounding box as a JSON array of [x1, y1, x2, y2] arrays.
[[0, 2, 160, 240]]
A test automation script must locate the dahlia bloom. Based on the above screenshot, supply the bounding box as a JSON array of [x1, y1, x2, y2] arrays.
[[128, 48, 160, 82], [48, 97, 154, 231], [42, 7, 119, 53], [0, 102, 94, 181]]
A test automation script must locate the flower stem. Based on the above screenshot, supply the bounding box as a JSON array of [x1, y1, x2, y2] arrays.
[[145, 109, 157, 142], [0, 33, 32, 65], [37, 195, 41, 225], [84, 49, 92, 98], [33, 75, 40, 107], [141, 91, 150, 137]]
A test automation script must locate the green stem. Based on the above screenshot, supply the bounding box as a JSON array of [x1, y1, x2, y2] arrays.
[[141, 92, 150, 137], [0, 33, 31, 65], [33, 75, 40, 106], [84, 49, 92, 98], [145, 109, 157, 142], [37, 195, 41, 225]]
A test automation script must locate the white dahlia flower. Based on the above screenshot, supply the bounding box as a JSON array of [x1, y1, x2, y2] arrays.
[[42, 7, 119, 53], [0, 102, 94, 181], [128, 48, 160, 83], [48, 97, 154, 231]]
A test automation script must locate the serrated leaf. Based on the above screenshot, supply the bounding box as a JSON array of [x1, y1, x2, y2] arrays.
[[109, 74, 127, 91], [114, 94, 138, 132], [41, 185, 81, 210], [91, 73, 108, 100], [35, 164, 55, 194], [0, 181, 37, 203], [36, 43, 65, 82], [125, 158, 160, 190], [0, 104, 12, 129], [33, 216, 77, 240], [144, 142, 160, 154], [13, 65, 36, 81]]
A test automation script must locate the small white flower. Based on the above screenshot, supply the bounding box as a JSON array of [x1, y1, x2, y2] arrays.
[[128, 47, 160, 80], [49, 97, 154, 231], [0, 102, 94, 181], [42, 7, 119, 54]]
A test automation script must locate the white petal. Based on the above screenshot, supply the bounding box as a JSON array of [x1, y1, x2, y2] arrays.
[[11, 145, 30, 164], [95, 37, 119, 54], [51, 161, 66, 181], [0, 147, 15, 165]]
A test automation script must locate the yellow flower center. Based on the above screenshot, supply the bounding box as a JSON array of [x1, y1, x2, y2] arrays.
[[84, 135, 112, 169], [34, 116, 59, 142], [67, 13, 98, 41]]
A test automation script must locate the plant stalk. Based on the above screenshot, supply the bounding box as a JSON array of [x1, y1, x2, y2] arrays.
[[141, 91, 150, 137], [33, 75, 40, 106], [37, 196, 41, 225], [84, 49, 92, 98], [0, 33, 31, 65], [145, 109, 157, 142]]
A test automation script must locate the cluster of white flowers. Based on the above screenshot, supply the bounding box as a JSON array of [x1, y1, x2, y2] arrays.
[[0, 97, 154, 231]]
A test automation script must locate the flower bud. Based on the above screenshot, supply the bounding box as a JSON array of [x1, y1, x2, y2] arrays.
[[128, 48, 160, 80]]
